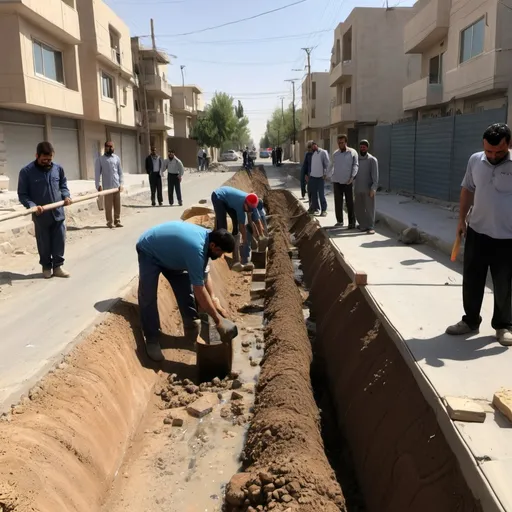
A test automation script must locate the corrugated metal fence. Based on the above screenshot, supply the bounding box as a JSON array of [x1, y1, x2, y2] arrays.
[[373, 107, 507, 201]]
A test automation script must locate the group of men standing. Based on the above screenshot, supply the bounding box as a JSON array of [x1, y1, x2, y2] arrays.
[[301, 135, 378, 234], [197, 147, 209, 171], [271, 146, 283, 166]]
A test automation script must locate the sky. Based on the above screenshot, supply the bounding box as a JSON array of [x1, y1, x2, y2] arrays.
[[105, 0, 416, 145]]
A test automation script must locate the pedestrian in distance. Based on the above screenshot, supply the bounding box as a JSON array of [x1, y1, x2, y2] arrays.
[[354, 139, 378, 234], [136, 222, 238, 361], [145, 146, 163, 206], [276, 146, 283, 166], [446, 122, 512, 346], [163, 149, 184, 206], [307, 141, 330, 217], [271, 147, 277, 166], [18, 141, 72, 279], [301, 140, 313, 203], [197, 147, 204, 171], [329, 134, 358, 228], [211, 186, 266, 272], [95, 140, 124, 228]]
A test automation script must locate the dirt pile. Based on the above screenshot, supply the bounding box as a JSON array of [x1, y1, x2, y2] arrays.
[[225, 190, 345, 512], [282, 189, 481, 512]]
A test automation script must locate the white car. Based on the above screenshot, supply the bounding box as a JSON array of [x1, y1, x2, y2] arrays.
[[219, 150, 239, 162]]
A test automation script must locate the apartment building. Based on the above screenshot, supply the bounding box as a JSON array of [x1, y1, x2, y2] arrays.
[[300, 72, 331, 152], [403, 0, 512, 121], [0, 0, 84, 188], [171, 85, 203, 139], [329, 7, 421, 149], [76, 0, 139, 178], [131, 37, 173, 161]]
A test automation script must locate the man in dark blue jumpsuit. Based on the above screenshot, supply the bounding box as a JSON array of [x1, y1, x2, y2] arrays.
[[18, 141, 72, 279]]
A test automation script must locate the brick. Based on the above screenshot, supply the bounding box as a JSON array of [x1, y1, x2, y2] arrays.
[[354, 271, 367, 286], [186, 394, 218, 418], [444, 396, 486, 423], [252, 268, 266, 282], [493, 389, 512, 424], [252, 250, 267, 269], [250, 281, 266, 300]]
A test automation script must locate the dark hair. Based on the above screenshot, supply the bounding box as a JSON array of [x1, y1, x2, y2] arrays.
[[36, 141, 54, 156], [483, 123, 511, 146], [168, 149, 175, 153], [337, 134, 348, 142], [209, 229, 235, 253]]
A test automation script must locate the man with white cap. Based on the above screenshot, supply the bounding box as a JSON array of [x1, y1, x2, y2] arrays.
[[354, 139, 379, 234], [211, 186, 266, 271]]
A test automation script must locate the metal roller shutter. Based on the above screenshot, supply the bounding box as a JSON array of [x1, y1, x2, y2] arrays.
[[414, 117, 453, 200], [390, 122, 416, 193], [110, 131, 122, 158], [2, 123, 45, 190], [373, 125, 391, 189], [451, 107, 507, 201], [121, 132, 138, 174], [52, 128, 80, 181]]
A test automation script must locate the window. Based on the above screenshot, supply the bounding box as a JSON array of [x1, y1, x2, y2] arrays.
[[429, 54, 443, 84], [342, 27, 352, 61], [460, 18, 485, 63], [101, 72, 114, 99], [33, 40, 64, 84], [312, 107, 316, 119], [312, 81, 317, 100], [345, 86, 352, 104]]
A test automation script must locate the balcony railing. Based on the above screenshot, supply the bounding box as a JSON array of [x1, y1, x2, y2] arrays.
[[144, 75, 172, 98], [330, 60, 353, 87], [111, 48, 121, 65], [148, 111, 172, 129], [403, 77, 444, 111]]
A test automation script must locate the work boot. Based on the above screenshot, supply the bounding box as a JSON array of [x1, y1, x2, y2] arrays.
[[445, 321, 479, 336], [42, 268, 52, 279], [497, 329, 512, 347], [232, 262, 244, 272], [146, 340, 164, 362], [53, 266, 70, 278], [243, 262, 255, 272]]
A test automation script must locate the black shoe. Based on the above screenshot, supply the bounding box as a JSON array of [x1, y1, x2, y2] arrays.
[[151, 203, 156, 207], [320, 211, 327, 217], [169, 203, 174, 206], [159, 202, 163, 206], [179, 202, 183, 206], [348, 224, 356, 230]]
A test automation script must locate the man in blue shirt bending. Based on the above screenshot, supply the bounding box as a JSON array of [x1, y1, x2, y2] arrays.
[[136, 222, 238, 361], [18, 141, 72, 279]]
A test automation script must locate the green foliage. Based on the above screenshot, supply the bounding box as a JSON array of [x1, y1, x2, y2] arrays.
[[262, 104, 302, 146]]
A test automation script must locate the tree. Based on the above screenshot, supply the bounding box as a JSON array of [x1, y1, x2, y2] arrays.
[[262, 104, 302, 146], [190, 111, 216, 147], [208, 92, 238, 147], [234, 100, 244, 119]]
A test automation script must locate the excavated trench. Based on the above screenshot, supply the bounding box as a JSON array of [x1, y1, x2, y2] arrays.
[[0, 168, 483, 512]]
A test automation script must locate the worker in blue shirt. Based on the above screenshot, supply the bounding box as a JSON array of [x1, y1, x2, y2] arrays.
[[211, 186, 267, 272], [136, 222, 238, 362], [18, 141, 72, 279], [243, 198, 269, 263]]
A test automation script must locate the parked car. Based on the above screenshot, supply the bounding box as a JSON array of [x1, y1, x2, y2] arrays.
[[219, 150, 239, 162], [259, 150, 270, 158]]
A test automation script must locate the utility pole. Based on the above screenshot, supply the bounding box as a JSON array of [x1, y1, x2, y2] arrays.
[[301, 47, 313, 129], [285, 79, 298, 160], [180, 65, 186, 87]]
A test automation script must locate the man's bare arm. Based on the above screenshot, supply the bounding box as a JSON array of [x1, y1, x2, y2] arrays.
[[458, 188, 474, 236], [193, 285, 221, 325]]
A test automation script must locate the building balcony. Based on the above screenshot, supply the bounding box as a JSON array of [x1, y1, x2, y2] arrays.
[[330, 59, 354, 87], [139, 46, 170, 64], [172, 93, 194, 114], [97, 48, 133, 79], [0, 0, 80, 44], [404, 0, 450, 54], [331, 103, 355, 125], [403, 77, 444, 111], [144, 74, 172, 99], [443, 51, 508, 101], [149, 110, 173, 130]]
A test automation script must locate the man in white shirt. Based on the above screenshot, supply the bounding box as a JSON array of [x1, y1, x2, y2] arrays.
[[197, 147, 204, 171], [307, 141, 330, 217], [163, 149, 185, 206], [446, 123, 512, 346], [329, 134, 359, 228]]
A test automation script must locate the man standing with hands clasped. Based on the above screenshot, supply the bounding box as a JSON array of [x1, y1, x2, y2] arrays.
[[163, 148, 184, 206], [446, 123, 512, 346], [145, 146, 163, 207], [307, 141, 330, 217], [95, 140, 124, 228], [329, 134, 358, 228], [18, 142, 72, 279], [354, 139, 379, 234]]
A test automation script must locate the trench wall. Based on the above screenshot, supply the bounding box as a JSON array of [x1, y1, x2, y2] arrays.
[[274, 188, 482, 512]]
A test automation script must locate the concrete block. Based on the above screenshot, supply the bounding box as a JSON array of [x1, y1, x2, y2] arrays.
[[493, 389, 512, 424], [252, 268, 266, 282], [354, 271, 367, 286], [252, 250, 267, 269], [250, 281, 266, 300], [186, 394, 218, 418], [0, 241, 14, 254], [444, 396, 486, 423]]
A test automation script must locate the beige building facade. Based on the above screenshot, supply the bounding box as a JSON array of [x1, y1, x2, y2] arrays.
[[170, 85, 203, 139], [329, 7, 421, 149], [403, 0, 512, 121], [300, 72, 331, 152]]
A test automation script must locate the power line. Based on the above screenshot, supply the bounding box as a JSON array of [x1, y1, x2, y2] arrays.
[[136, 0, 308, 37]]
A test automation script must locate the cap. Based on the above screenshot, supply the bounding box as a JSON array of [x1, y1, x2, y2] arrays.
[[245, 193, 259, 209], [360, 139, 370, 147]]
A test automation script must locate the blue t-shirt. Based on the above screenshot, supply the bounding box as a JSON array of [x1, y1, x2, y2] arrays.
[[137, 221, 209, 286], [214, 186, 255, 224]]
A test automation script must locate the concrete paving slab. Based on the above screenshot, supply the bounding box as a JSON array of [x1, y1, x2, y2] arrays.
[[251, 269, 266, 282], [444, 396, 486, 423], [266, 166, 511, 512]]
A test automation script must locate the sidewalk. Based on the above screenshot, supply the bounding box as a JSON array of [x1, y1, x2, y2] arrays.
[[266, 165, 512, 512]]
